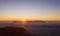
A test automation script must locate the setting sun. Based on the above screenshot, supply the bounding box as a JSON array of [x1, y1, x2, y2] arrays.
[[21, 18, 27, 24], [22, 18, 26, 22]]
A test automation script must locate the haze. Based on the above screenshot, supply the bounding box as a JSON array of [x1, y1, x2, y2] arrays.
[[0, 0, 60, 20]]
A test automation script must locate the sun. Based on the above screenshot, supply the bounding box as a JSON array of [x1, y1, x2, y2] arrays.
[[22, 18, 26, 22], [22, 18, 27, 24]]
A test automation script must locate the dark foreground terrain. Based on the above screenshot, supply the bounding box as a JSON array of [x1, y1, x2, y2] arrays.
[[0, 21, 60, 36], [0, 27, 31, 36]]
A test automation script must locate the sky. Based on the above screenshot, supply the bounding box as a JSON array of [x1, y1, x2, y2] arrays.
[[0, 0, 60, 20]]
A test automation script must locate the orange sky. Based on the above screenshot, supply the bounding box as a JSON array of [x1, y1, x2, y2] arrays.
[[0, 0, 60, 21], [0, 17, 60, 21]]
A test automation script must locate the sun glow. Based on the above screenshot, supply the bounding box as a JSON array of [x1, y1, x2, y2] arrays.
[[21, 18, 27, 24], [22, 18, 26, 22]]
